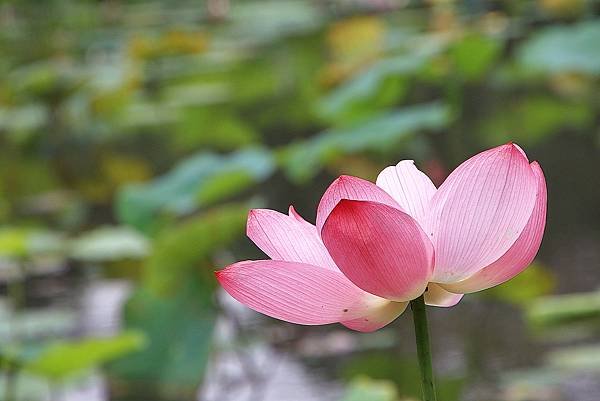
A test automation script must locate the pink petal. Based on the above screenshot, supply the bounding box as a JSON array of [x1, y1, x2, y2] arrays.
[[216, 260, 393, 325], [424, 283, 463, 307], [321, 200, 433, 302], [247, 208, 338, 271], [513, 143, 529, 160], [441, 162, 547, 293], [316, 175, 402, 234], [288, 205, 312, 227], [425, 144, 538, 283], [376, 160, 437, 226], [341, 301, 408, 332]]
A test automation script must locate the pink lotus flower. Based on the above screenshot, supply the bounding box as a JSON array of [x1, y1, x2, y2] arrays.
[[216, 144, 547, 332]]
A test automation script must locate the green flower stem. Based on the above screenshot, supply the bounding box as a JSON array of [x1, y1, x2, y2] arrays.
[[410, 294, 437, 401]]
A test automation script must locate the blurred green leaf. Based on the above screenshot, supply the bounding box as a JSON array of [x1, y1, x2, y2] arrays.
[[24, 332, 146, 381], [115, 99, 179, 130], [547, 344, 600, 372], [228, 0, 324, 44], [0, 308, 76, 345], [228, 33, 323, 115], [0, 105, 48, 140], [500, 367, 563, 400], [0, 227, 64, 259], [480, 96, 593, 146], [342, 377, 398, 401], [110, 204, 247, 398], [527, 290, 600, 328], [69, 226, 150, 262], [282, 102, 450, 182], [341, 352, 463, 400], [174, 106, 258, 151], [0, 227, 29, 258], [0, 158, 61, 202], [451, 34, 502, 80], [0, 373, 49, 401], [116, 148, 274, 233], [164, 83, 230, 109], [319, 55, 427, 122], [7, 61, 82, 97], [482, 263, 556, 306], [197, 171, 254, 205], [229, 57, 283, 104], [109, 281, 215, 400], [518, 21, 600, 74], [144, 203, 247, 296]]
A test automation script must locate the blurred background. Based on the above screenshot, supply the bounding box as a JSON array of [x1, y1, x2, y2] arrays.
[[1, 0, 600, 400]]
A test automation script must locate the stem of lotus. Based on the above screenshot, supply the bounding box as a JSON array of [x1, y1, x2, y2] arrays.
[[410, 294, 437, 401]]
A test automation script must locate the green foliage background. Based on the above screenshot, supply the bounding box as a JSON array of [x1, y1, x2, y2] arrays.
[[1, 0, 600, 400]]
